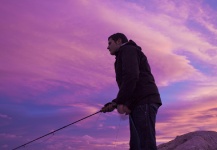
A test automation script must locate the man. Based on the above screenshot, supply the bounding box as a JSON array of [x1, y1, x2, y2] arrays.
[[101, 33, 162, 150]]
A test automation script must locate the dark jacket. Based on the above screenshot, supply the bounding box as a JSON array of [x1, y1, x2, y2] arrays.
[[113, 40, 162, 110]]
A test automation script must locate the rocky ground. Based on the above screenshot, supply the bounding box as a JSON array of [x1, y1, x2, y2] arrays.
[[157, 131, 217, 150]]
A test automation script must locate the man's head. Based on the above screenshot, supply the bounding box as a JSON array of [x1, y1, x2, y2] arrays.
[[107, 33, 128, 55]]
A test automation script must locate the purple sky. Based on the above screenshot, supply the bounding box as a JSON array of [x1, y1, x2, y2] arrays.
[[1, 0, 217, 149]]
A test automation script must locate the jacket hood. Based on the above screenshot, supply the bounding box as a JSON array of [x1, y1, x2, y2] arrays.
[[115, 40, 141, 56], [122, 40, 142, 51]]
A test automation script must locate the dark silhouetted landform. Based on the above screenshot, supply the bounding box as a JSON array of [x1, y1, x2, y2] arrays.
[[158, 131, 217, 150]]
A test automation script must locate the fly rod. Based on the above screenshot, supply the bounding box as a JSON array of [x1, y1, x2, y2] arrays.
[[12, 110, 102, 150]]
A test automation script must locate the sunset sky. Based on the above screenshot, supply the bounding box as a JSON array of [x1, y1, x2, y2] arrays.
[[1, 0, 217, 149]]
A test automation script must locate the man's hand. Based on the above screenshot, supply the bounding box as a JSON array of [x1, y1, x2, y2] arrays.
[[101, 102, 117, 113], [117, 105, 131, 115]]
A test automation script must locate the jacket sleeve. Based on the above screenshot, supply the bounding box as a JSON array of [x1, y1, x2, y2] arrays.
[[114, 47, 140, 107]]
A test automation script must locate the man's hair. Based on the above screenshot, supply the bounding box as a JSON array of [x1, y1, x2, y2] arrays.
[[108, 33, 128, 43]]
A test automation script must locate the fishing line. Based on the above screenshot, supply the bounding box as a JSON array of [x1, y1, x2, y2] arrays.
[[94, 111, 102, 127], [113, 115, 122, 149], [12, 110, 102, 150], [91, 110, 101, 137], [38, 132, 55, 144]]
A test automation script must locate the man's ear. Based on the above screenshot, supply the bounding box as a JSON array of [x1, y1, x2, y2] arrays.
[[116, 38, 122, 45]]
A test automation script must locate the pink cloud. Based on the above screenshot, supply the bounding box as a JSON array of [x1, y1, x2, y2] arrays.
[[0, 114, 11, 120], [156, 92, 217, 144], [2, 0, 215, 99]]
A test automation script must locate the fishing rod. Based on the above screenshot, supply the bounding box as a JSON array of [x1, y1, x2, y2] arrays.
[[12, 110, 102, 150]]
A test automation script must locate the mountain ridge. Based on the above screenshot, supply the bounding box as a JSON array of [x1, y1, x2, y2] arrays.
[[157, 130, 217, 150]]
